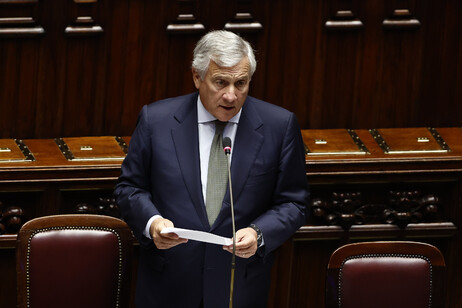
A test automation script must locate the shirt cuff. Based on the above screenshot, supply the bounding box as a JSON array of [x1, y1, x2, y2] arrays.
[[143, 215, 163, 239]]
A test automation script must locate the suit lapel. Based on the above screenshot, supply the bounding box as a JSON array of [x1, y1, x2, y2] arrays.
[[230, 100, 263, 202], [171, 94, 210, 229]]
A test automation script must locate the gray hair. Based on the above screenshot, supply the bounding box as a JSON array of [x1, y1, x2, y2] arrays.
[[192, 30, 256, 80]]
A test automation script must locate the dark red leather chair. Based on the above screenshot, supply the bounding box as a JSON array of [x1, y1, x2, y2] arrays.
[[326, 241, 446, 308], [16, 214, 133, 308]]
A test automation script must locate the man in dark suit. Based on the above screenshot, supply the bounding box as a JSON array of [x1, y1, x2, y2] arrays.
[[114, 30, 309, 308]]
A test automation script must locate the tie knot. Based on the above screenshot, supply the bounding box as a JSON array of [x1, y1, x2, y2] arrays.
[[214, 120, 227, 135]]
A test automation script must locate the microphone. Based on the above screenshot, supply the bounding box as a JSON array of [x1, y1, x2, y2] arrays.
[[223, 137, 232, 155], [222, 137, 235, 308]]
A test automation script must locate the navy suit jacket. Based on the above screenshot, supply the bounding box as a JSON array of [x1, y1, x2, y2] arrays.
[[114, 92, 309, 308]]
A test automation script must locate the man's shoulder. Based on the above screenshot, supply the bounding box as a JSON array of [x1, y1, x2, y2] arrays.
[[142, 92, 197, 121], [146, 93, 197, 112], [245, 96, 293, 119]]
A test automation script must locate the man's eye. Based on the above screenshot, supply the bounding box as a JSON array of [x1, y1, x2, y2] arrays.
[[236, 80, 246, 88], [215, 80, 225, 86]]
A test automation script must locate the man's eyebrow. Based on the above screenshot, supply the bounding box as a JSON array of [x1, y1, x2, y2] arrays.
[[211, 72, 250, 80], [211, 74, 226, 79], [236, 75, 250, 80]]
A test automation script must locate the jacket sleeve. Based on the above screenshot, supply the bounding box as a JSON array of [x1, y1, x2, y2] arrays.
[[252, 112, 310, 255], [114, 105, 159, 247]]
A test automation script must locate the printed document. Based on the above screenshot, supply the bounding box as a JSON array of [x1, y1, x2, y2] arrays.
[[161, 227, 233, 246]]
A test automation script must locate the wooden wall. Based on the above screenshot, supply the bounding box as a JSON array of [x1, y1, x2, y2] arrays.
[[1, 0, 462, 140]]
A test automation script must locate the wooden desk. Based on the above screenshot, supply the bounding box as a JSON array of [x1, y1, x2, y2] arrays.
[[1, 129, 462, 307]]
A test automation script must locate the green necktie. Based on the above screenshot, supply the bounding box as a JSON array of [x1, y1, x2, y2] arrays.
[[206, 120, 228, 226]]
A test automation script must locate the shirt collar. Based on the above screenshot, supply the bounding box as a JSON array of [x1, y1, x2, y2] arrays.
[[197, 96, 241, 124]]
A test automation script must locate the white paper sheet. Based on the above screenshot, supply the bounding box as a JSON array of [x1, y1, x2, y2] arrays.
[[161, 227, 233, 246]]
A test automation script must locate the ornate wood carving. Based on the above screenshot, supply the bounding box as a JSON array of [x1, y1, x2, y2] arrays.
[[0, 201, 25, 234], [311, 190, 442, 230], [75, 197, 121, 218]]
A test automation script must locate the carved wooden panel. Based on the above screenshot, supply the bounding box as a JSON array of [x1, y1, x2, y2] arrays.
[[0, 191, 41, 234], [310, 189, 443, 230], [0, 200, 25, 234], [60, 189, 120, 217]]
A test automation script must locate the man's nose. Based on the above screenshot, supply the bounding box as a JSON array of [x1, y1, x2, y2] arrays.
[[222, 86, 237, 102]]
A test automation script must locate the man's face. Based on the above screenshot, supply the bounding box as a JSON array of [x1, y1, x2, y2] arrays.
[[192, 57, 251, 122]]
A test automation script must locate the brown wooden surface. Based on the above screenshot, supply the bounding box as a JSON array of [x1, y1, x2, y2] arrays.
[[1, 0, 462, 139], [62, 136, 126, 160]]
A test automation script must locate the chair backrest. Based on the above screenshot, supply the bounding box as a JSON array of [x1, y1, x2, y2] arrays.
[[16, 214, 133, 308], [326, 241, 445, 308]]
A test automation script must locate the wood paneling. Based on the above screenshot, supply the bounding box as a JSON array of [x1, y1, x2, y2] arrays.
[[1, 0, 462, 139]]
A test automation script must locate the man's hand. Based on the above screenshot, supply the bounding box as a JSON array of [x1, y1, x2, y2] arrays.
[[223, 227, 258, 258], [150, 218, 188, 249]]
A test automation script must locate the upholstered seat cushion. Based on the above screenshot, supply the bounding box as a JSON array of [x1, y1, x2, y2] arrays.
[[27, 229, 121, 308], [340, 255, 431, 308]]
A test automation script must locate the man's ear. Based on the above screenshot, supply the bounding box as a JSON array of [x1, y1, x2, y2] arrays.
[[192, 69, 201, 90]]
